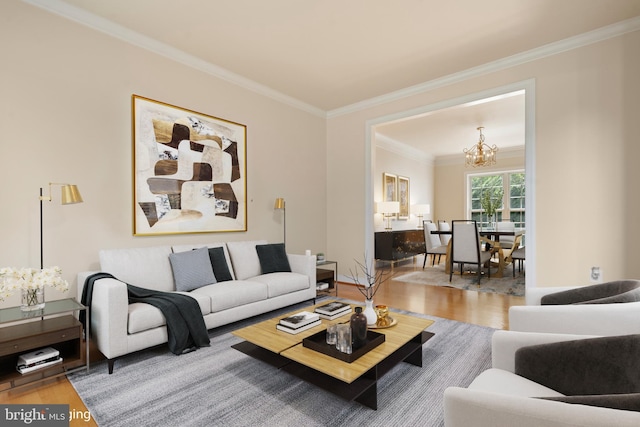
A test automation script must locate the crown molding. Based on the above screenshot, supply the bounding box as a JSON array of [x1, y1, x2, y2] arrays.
[[375, 135, 433, 165], [23, 0, 327, 118], [327, 16, 640, 118]]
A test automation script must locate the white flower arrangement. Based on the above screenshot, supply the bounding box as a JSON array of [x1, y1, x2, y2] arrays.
[[0, 266, 69, 301]]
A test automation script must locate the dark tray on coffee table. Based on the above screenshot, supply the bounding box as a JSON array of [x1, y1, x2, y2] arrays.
[[302, 329, 385, 363]]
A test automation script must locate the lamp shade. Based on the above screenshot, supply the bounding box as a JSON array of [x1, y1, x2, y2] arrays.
[[274, 197, 285, 210], [61, 185, 83, 204], [376, 201, 400, 214], [411, 204, 430, 215]]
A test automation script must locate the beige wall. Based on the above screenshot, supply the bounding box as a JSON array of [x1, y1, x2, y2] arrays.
[[328, 29, 640, 287], [374, 146, 434, 231], [0, 1, 327, 307]]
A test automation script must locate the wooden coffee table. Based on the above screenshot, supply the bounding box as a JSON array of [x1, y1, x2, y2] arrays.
[[231, 301, 435, 409]]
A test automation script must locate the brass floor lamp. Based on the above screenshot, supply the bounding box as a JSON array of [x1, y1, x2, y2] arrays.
[[39, 183, 83, 269], [274, 197, 286, 246]]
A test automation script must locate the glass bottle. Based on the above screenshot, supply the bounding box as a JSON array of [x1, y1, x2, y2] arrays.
[[350, 306, 368, 349]]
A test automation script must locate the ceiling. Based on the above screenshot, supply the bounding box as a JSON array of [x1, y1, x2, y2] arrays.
[[29, 0, 640, 157]]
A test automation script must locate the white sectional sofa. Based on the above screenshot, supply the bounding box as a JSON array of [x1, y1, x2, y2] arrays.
[[78, 240, 316, 373]]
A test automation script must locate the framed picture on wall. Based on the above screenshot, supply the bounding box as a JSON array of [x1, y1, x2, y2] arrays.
[[132, 95, 247, 236], [398, 176, 410, 219], [383, 173, 397, 202]]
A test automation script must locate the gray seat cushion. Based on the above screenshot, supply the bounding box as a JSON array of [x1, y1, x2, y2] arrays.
[[541, 280, 640, 305], [515, 334, 640, 396]]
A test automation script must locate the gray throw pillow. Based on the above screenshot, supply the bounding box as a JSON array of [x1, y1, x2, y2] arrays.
[[169, 247, 217, 292], [255, 243, 291, 274]]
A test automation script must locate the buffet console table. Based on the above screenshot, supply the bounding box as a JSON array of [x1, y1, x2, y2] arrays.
[[374, 229, 426, 265]]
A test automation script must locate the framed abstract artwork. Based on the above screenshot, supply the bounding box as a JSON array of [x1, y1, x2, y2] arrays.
[[397, 176, 410, 219], [383, 173, 397, 203], [132, 95, 247, 235]]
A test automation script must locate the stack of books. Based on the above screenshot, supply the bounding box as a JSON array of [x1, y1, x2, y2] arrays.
[[314, 301, 352, 320], [276, 311, 321, 334], [16, 347, 63, 374], [316, 282, 329, 291]]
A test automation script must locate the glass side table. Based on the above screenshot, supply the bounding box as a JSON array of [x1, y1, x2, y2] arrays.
[[0, 298, 89, 391], [316, 260, 338, 296]]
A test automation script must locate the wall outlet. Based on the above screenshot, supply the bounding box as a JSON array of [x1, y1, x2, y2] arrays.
[[590, 266, 603, 283]]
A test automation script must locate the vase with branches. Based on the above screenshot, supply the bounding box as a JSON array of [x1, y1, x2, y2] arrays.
[[347, 255, 390, 325]]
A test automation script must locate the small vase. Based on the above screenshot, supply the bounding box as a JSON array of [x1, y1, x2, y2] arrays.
[[21, 287, 45, 311], [363, 299, 377, 326], [350, 307, 368, 348]]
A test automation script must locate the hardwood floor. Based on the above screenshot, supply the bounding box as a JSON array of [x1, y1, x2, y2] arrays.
[[0, 257, 524, 425]]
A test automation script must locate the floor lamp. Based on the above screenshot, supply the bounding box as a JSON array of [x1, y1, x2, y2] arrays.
[[39, 183, 83, 269], [274, 197, 286, 246]]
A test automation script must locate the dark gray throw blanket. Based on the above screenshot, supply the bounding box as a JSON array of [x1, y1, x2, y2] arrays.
[[81, 272, 210, 355]]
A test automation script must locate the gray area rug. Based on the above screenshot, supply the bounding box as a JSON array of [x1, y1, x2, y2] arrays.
[[393, 263, 525, 296], [69, 300, 494, 426]]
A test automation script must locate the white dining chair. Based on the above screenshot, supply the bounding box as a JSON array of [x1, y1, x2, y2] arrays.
[[438, 220, 451, 246], [423, 221, 447, 267], [450, 220, 493, 284]]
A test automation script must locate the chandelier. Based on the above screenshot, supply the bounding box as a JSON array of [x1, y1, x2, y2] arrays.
[[464, 126, 498, 167]]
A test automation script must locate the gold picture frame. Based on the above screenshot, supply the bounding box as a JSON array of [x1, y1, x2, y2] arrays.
[[132, 95, 247, 235], [397, 176, 410, 219], [383, 173, 397, 203]]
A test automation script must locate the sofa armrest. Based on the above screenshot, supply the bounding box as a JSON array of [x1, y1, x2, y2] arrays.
[[444, 387, 640, 427], [287, 253, 317, 287], [509, 302, 640, 335], [88, 277, 130, 359], [492, 330, 599, 373], [525, 286, 578, 305]]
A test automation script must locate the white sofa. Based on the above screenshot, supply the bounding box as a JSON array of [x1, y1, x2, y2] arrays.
[[509, 285, 640, 335], [78, 240, 316, 373], [444, 330, 640, 427]]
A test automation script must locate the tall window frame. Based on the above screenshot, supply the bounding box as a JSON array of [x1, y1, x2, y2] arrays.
[[467, 169, 525, 230]]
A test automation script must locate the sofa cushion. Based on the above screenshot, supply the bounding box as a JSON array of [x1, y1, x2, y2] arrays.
[[249, 272, 309, 298], [191, 280, 268, 312], [541, 280, 640, 305], [256, 243, 291, 274], [100, 246, 175, 292], [515, 334, 640, 396], [226, 240, 267, 280], [540, 393, 640, 412], [127, 292, 211, 334], [468, 368, 564, 398], [169, 247, 216, 292], [208, 247, 233, 282]]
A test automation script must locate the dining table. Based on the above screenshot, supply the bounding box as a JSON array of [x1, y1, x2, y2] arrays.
[[431, 228, 525, 278]]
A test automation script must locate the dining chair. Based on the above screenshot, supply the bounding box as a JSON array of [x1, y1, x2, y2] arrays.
[[438, 220, 451, 246], [423, 221, 447, 267], [496, 221, 517, 248], [450, 220, 493, 284], [511, 246, 526, 277]]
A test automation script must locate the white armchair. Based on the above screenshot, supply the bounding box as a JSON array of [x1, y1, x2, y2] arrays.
[[510, 282, 640, 335], [444, 330, 640, 427]]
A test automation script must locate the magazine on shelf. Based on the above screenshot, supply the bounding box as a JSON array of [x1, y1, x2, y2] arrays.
[[317, 307, 352, 320], [276, 319, 321, 334], [316, 282, 329, 291], [17, 357, 63, 374], [279, 311, 320, 329], [314, 301, 350, 315]]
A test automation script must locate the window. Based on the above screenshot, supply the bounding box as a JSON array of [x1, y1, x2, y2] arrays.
[[468, 171, 525, 230]]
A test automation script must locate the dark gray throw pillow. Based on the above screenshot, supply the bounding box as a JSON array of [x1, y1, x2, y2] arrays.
[[207, 247, 233, 282], [515, 334, 640, 396], [539, 393, 640, 412], [169, 247, 217, 292], [256, 243, 291, 274], [540, 280, 640, 305]]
